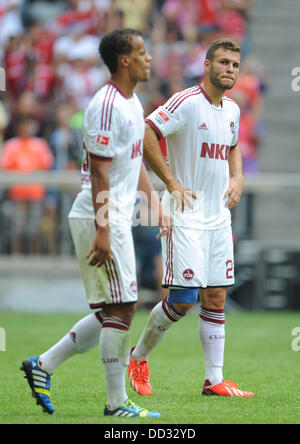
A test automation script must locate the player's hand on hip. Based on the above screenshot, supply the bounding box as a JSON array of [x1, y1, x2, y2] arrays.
[[167, 179, 197, 212], [224, 176, 244, 209], [86, 227, 112, 267], [156, 207, 172, 239]]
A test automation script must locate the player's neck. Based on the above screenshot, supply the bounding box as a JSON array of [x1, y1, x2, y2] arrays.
[[200, 81, 225, 107], [109, 75, 136, 99]]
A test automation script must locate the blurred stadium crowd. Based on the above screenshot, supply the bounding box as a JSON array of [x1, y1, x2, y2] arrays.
[[0, 0, 269, 292]]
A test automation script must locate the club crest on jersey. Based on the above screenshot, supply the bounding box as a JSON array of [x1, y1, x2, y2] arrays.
[[97, 134, 110, 146], [230, 121, 235, 134], [131, 139, 142, 159], [183, 269, 194, 280], [200, 142, 231, 161], [130, 281, 137, 293]]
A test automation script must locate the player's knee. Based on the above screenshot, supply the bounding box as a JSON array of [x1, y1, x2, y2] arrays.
[[172, 302, 194, 314], [168, 288, 199, 314], [201, 287, 226, 310], [105, 302, 137, 327]]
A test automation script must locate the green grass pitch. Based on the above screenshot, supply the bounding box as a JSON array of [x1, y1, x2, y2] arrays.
[[0, 310, 300, 424]]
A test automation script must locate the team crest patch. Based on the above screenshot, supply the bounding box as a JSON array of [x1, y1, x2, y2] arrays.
[[230, 121, 235, 134], [183, 269, 194, 280], [130, 281, 137, 293]]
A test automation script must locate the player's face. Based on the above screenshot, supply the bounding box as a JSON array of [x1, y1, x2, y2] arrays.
[[207, 48, 240, 91], [127, 36, 152, 83]]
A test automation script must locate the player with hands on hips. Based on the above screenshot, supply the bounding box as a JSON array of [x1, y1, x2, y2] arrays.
[[129, 38, 254, 399]]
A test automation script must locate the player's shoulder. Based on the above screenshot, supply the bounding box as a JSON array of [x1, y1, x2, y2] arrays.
[[89, 82, 124, 110], [164, 85, 202, 114], [222, 95, 240, 114], [85, 83, 124, 125], [132, 92, 144, 110]]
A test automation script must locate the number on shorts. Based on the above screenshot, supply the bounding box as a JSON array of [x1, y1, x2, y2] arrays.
[[226, 260, 234, 279]]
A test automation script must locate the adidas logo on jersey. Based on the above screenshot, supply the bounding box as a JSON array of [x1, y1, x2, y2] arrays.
[[199, 122, 208, 130]]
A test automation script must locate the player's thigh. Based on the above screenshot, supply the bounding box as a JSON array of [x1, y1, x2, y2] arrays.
[[207, 225, 235, 287], [68, 218, 105, 307], [102, 224, 138, 306], [68, 219, 138, 308], [160, 227, 209, 288]]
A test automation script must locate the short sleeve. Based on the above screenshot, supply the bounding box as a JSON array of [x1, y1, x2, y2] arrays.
[[145, 92, 190, 140], [84, 100, 120, 160]]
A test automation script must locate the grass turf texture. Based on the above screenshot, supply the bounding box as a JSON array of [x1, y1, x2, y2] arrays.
[[0, 310, 300, 424]]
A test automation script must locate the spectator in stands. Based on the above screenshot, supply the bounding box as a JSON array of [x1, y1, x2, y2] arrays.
[[0, 0, 24, 56], [162, 0, 201, 32], [3, 34, 27, 100], [229, 88, 263, 175], [51, 0, 107, 36], [197, 0, 220, 34], [216, 0, 247, 48], [227, 55, 264, 121], [56, 40, 109, 110], [24, 20, 55, 65], [53, 22, 100, 66], [221, 0, 253, 20], [114, 0, 152, 31], [0, 116, 54, 253], [5, 91, 47, 140], [50, 102, 81, 170]]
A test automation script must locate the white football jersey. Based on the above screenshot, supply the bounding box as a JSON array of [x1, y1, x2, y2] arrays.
[[146, 85, 240, 230], [69, 82, 145, 227]]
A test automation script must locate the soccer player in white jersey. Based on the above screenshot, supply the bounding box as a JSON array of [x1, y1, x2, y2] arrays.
[[129, 38, 254, 398], [21, 29, 171, 418]]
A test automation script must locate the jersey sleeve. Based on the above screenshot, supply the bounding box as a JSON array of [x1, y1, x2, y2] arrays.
[[231, 104, 241, 148], [84, 100, 120, 160], [145, 92, 190, 140]]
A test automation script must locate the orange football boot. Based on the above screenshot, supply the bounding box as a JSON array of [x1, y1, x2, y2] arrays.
[[202, 379, 254, 397], [128, 348, 152, 396]]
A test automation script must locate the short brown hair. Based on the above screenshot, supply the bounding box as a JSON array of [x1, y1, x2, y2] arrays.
[[206, 38, 241, 61]]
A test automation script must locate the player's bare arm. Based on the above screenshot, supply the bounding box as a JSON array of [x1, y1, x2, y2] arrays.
[[86, 156, 113, 267], [224, 143, 244, 209], [144, 123, 197, 212], [138, 162, 172, 238]]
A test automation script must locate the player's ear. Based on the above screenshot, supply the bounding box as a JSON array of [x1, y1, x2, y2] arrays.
[[119, 54, 130, 69], [204, 58, 211, 73]]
